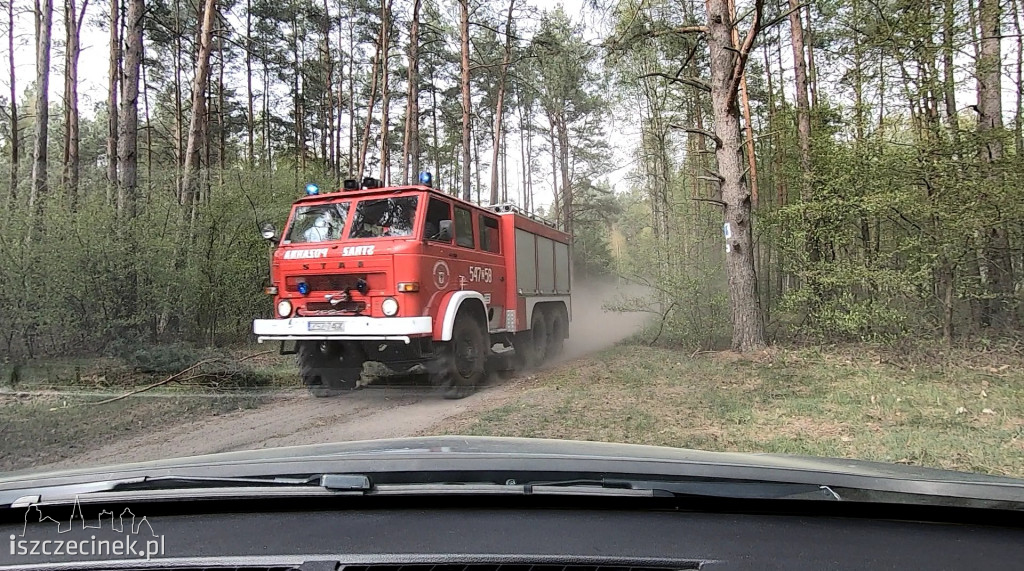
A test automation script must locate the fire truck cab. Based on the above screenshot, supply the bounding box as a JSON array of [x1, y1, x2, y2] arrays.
[[253, 177, 572, 399]]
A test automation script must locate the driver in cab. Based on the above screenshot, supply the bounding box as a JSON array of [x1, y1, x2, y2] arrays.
[[304, 211, 334, 242]]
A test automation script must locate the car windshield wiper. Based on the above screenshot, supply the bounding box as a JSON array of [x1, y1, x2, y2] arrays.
[[526, 478, 843, 501], [3, 474, 374, 508]]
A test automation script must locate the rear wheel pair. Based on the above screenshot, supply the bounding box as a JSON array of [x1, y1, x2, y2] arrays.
[[518, 305, 567, 368], [298, 341, 366, 397]]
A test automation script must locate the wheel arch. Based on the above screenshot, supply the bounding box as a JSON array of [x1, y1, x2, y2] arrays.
[[434, 291, 488, 341]]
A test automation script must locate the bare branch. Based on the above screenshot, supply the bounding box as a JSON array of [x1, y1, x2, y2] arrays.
[[730, 0, 766, 102], [638, 72, 711, 92], [670, 124, 724, 148], [692, 197, 727, 207]]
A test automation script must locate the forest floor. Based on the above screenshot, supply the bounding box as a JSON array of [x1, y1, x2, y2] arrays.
[[4, 334, 1024, 478], [424, 343, 1024, 478]]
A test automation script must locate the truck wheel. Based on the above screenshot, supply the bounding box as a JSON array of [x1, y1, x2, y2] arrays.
[[546, 306, 566, 358], [527, 307, 549, 366], [298, 341, 364, 397], [438, 313, 488, 399]]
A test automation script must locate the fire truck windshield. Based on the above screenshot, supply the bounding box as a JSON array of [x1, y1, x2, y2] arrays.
[[349, 196, 418, 239], [284, 202, 351, 244]]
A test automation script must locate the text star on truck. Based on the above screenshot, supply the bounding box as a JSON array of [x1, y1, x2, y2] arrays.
[[253, 175, 572, 399]]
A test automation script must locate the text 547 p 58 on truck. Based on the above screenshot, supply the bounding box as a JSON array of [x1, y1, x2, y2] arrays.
[[253, 175, 572, 399]]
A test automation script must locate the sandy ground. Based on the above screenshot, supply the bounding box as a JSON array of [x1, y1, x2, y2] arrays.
[[37, 279, 648, 471]]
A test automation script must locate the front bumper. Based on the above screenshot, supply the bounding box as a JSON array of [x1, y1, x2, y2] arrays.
[[253, 316, 433, 344]]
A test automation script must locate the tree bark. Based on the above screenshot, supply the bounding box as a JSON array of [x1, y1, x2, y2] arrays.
[[62, 0, 87, 207], [245, 0, 254, 164], [707, 0, 766, 352], [105, 0, 119, 205], [401, 0, 421, 184], [378, 0, 392, 185], [7, 0, 18, 206], [489, 0, 515, 204], [116, 0, 142, 218], [459, 0, 471, 201], [976, 0, 1010, 326], [28, 0, 53, 228], [788, 0, 811, 202], [1011, 0, 1023, 156], [179, 0, 216, 215], [356, 21, 381, 181], [726, 0, 757, 207]]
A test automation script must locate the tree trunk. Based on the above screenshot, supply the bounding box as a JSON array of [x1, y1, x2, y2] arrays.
[[116, 0, 142, 218], [28, 0, 53, 228], [293, 10, 303, 176], [788, 0, 811, 202], [707, 0, 766, 352], [179, 0, 217, 215], [942, 0, 959, 138], [1011, 0, 1023, 156], [557, 120, 571, 235], [401, 0, 421, 184], [245, 0, 254, 164], [459, 0, 471, 201], [62, 0, 86, 207], [105, 0, 118, 204], [356, 25, 381, 181], [173, 1, 183, 192], [379, 0, 392, 185], [348, 1, 355, 174], [726, 0, 757, 207], [489, 0, 515, 205], [7, 0, 18, 206], [803, 4, 818, 109], [976, 0, 1010, 327]]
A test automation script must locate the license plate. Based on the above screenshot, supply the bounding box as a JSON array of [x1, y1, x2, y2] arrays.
[[307, 321, 345, 332]]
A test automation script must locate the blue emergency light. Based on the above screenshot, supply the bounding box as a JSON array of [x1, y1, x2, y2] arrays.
[[305, 183, 320, 195], [297, 282, 310, 295], [418, 171, 432, 186]]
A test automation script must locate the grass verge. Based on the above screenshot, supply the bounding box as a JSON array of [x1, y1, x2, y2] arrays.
[[0, 345, 298, 473], [424, 344, 1024, 478]]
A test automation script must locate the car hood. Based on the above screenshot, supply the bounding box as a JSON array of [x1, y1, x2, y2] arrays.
[[2, 436, 1023, 505]]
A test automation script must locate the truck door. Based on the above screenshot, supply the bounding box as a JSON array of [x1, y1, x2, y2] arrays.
[[452, 206, 506, 331]]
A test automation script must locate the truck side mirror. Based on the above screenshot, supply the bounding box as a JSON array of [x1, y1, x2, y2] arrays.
[[260, 222, 279, 245], [438, 220, 453, 241]]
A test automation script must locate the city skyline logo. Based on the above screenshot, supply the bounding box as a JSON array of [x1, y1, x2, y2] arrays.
[[9, 497, 166, 561]]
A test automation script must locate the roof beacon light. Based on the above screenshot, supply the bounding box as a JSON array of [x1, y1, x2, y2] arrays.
[[418, 171, 432, 187], [305, 183, 320, 196]]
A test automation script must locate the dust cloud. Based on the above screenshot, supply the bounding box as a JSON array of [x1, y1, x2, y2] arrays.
[[559, 277, 651, 362]]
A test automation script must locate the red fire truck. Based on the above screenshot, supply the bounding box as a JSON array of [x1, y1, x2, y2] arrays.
[[253, 175, 572, 399]]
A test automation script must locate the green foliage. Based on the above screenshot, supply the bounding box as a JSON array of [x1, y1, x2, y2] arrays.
[[0, 167, 302, 358]]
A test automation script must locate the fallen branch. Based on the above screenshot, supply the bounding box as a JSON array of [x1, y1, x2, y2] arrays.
[[85, 351, 273, 406]]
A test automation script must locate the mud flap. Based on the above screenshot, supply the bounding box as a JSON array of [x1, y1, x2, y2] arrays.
[[279, 340, 298, 355]]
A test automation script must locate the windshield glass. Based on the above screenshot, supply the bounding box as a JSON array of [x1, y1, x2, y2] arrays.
[[284, 202, 350, 244], [349, 196, 418, 239], [7, 0, 1024, 515]]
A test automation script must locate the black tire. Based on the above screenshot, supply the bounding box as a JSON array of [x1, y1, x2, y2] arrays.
[[436, 312, 488, 399], [527, 307, 549, 366], [298, 341, 365, 397], [546, 306, 567, 358]]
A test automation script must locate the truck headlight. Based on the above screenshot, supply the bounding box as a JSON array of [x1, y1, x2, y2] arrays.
[[381, 297, 399, 316], [276, 299, 293, 317]]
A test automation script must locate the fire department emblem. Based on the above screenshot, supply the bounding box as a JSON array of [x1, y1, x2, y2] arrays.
[[432, 260, 450, 289]]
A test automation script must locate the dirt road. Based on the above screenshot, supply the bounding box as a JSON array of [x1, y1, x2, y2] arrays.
[[35, 281, 648, 472]]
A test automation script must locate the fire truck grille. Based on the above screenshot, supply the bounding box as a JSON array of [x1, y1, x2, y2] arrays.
[[286, 274, 369, 292], [299, 301, 367, 316]]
